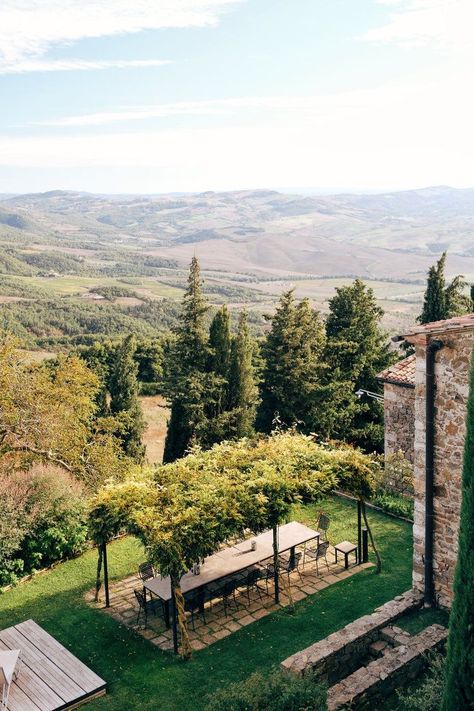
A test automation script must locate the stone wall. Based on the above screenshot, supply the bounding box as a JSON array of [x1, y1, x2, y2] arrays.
[[280, 590, 422, 682], [383, 382, 415, 463], [412, 329, 474, 607]]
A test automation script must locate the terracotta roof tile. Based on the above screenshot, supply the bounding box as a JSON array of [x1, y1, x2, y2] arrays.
[[377, 354, 416, 387], [403, 313, 474, 338]]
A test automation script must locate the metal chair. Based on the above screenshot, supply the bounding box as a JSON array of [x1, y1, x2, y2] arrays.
[[0, 650, 20, 711], [303, 540, 330, 575], [316, 512, 330, 543], [238, 567, 265, 603], [184, 590, 206, 630], [134, 588, 164, 628], [208, 576, 239, 616], [138, 561, 156, 583]]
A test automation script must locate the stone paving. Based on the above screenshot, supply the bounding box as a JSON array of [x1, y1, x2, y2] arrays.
[[86, 547, 373, 652]]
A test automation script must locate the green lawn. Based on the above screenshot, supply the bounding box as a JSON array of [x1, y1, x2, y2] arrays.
[[0, 496, 412, 711]]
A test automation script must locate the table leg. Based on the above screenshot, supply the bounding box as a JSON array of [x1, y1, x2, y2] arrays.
[[344, 553, 349, 570], [164, 600, 170, 628], [335, 548, 338, 564], [198, 588, 205, 613], [289, 546, 296, 570]]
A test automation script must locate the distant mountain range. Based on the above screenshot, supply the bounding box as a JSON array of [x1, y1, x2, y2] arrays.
[[1, 185, 474, 280]]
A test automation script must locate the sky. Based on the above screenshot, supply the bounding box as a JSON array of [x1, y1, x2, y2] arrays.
[[0, 0, 473, 194]]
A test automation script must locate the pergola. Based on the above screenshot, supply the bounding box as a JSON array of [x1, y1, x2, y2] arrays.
[[89, 432, 377, 657]]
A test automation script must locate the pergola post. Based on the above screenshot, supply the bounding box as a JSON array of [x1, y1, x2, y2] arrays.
[[357, 500, 362, 565], [103, 542, 110, 608], [272, 525, 279, 604], [171, 583, 179, 655]]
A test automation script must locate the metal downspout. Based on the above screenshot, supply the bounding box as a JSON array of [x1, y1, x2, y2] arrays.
[[424, 338, 444, 607]]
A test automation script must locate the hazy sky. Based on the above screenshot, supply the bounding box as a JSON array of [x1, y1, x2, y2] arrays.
[[1, 0, 473, 194]]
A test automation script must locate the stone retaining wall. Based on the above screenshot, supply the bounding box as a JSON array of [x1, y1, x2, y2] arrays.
[[280, 590, 422, 683], [327, 623, 448, 710]]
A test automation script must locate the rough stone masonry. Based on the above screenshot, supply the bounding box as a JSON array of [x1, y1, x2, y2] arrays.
[[403, 316, 474, 607]]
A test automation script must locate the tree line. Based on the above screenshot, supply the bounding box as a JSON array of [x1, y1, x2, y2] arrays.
[[163, 257, 395, 462]]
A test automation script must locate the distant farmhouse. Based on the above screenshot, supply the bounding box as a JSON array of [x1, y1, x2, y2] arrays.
[[378, 314, 474, 608]]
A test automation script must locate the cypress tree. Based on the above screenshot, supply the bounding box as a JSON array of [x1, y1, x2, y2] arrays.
[[257, 291, 326, 433], [109, 334, 145, 462], [228, 311, 259, 438], [442, 350, 474, 710], [325, 279, 394, 451], [208, 305, 231, 378], [163, 257, 209, 462], [419, 252, 448, 324], [419, 252, 471, 324]]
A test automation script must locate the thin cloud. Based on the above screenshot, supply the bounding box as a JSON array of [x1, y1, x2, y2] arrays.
[[0, 58, 171, 75], [0, 0, 243, 72], [36, 90, 413, 127], [363, 0, 474, 50]]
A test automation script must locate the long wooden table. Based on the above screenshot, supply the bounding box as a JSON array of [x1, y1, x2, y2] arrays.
[[144, 521, 319, 627]]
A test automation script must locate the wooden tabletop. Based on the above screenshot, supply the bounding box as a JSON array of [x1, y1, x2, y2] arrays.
[[144, 521, 319, 602]]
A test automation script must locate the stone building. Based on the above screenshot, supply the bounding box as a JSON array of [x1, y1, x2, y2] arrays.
[[377, 354, 416, 464], [381, 314, 474, 608]]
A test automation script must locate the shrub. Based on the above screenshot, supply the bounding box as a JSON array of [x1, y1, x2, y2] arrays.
[[397, 652, 445, 711], [0, 465, 88, 586], [371, 491, 414, 519], [205, 669, 327, 711]]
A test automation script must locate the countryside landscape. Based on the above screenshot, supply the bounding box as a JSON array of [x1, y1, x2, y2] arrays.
[[1, 1, 473, 711]]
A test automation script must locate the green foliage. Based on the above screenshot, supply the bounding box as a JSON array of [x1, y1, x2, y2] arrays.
[[398, 652, 445, 711], [205, 669, 327, 711], [0, 296, 181, 347], [442, 348, 474, 710], [164, 257, 210, 462], [90, 432, 378, 578], [418, 252, 472, 324], [228, 311, 259, 439], [325, 278, 394, 451], [371, 492, 413, 519], [258, 291, 327, 434], [21, 250, 85, 275], [0, 334, 130, 488], [109, 335, 146, 462], [0, 465, 88, 586], [91, 285, 140, 300]]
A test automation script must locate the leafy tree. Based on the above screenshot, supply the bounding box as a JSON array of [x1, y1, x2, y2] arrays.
[[442, 350, 474, 710], [0, 334, 129, 488], [257, 291, 327, 433], [325, 279, 394, 451], [418, 252, 472, 324], [109, 334, 145, 463], [228, 311, 259, 438], [164, 257, 210, 462]]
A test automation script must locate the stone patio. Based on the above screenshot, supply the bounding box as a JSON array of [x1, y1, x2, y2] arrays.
[[86, 547, 373, 652]]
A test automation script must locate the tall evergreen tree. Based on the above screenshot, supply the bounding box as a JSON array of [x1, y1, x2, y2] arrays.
[[228, 311, 259, 438], [325, 279, 394, 451], [109, 334, 145, 462], [442, 350, 474, 710], [208, 305, 231, 378], [419, 252, 471, 324], [163, 257, 209, 462], [257, 291, 326, 433]]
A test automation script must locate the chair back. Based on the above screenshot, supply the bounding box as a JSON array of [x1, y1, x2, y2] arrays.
[[316, 512, 330, 540], [134, 588, 146, 609], [138, 562, 155, 582], [294, 551, 303, 568], [246, 568, 260, 586], [317, 541, 329, 559], [184, 591, 200, 613]]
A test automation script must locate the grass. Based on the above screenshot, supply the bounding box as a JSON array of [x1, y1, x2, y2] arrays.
[[0, 496, 412, 711]]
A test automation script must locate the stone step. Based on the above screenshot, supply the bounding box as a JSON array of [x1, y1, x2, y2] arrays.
[[368, 639, 388, 658], [327, 624, 448, 711]]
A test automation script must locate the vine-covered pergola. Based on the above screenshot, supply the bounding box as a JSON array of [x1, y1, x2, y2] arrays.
[[89, 432, 379, 658]]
